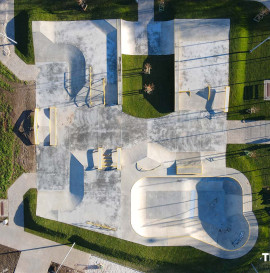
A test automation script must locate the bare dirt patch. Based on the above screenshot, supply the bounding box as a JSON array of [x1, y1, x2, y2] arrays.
[[2, 79, 36, 173], [0, 243, 21, 273]]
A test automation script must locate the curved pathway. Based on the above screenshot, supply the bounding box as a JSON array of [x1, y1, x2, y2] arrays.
[[250, 0, 270, 10]]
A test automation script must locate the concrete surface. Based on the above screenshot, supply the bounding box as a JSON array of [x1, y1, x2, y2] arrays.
[[174, 19, 230, 112], [121, 0, 174, 55], [227, 120, 270, 144], [33, 20, 118, 108], [121, 20, 174, 55], [131, 176, 250, 252], [30, 0, 258, 259]]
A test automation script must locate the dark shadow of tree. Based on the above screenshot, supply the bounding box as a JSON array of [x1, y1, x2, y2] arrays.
[[141, 55, 174, 114]]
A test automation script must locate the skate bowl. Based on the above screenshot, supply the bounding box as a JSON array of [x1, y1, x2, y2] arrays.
[[131, 176, 251, 250]]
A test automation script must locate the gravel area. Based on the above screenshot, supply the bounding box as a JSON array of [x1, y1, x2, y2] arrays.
[[0, 243, 20, 273], [77, 255, 141, 273]]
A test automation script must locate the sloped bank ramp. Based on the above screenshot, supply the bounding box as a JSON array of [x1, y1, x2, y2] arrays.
[[131, 176, 258, 258]]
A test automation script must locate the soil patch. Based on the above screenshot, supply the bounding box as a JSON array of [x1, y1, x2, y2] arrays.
[[2, 78, 36, 173], [0, 243, 21, 273], [48, 262, 83, 273]]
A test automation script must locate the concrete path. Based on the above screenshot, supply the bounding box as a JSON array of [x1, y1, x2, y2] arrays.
[[121, 0, 174, 55], [0, 0, 38, 80], [227, 120, 270, 144], [0, 173, 139, 273], [250, 0, 270, 10], [138, 0, 154, 23]]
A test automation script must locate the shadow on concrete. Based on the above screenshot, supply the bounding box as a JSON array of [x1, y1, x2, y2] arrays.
[[0, 243, 72, 255], [70, 154, 84, 204], [196, 178, 248, 250], [86, 149, 95, 170], [90, 20, 118, 106], [43, 134, 50, 146], [205, 88, 216, 115], [33, 32, 86, 101], [6, 17, 15, 41], [44, 108, 50, 119], [67, 44, 86, 99], [106, 29, 118, 105], [14, 201, 24, 227], [167, 161, 176, 175]]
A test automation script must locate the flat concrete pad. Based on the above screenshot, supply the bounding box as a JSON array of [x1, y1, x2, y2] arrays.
[[32, 15, 257, 258], [174, 19, 230, 113]]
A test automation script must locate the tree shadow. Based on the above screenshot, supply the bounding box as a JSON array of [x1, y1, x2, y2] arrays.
[[259, 187, 270, 205], [14, 201, 24, 227], [13, 110, 34, 146], [70, 154, 84, 204]]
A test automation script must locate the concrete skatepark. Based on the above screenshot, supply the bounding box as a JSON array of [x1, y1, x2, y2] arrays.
[[31, 0, 258, 259]]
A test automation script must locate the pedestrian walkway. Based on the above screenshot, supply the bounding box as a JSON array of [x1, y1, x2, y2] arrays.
[[121, 0, 174, 55], [227, 120, 270, 144], [0, 173, 140, 272], [0, 0, 38, 80], [138, 0, 154, 23], [250, 0, 270, 10]]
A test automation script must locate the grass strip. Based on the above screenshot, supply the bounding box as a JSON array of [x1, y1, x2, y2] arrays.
[[0, 62, 22, 83], [122, 54, 174, 118], [0, 94, 23, 198]]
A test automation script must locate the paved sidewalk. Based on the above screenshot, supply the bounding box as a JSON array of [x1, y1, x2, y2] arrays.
[[227, 120, 270, 144], [250, 0, 270, 10], [138, 0, 154, 23], [0, 173, 140, 272], [0, 0, 38, 80]]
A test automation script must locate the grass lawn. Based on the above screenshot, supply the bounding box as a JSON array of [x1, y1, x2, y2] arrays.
[[228, 20, 270, 120], [0, 63, 24, 198], [14, 0, 137, 64], [23, 144, 270, 273], [122, 54, 174, 118], [0, 94, 22, 198], [226, 144, 270, 272]]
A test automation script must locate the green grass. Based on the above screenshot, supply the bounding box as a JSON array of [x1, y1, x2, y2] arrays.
[[0, 80, 13, 93], [0, 62, 23, 93], [122, 54, 174, 118], [24, 144, 270, 272], [0, 62, 22, 83], [0, 94, 24, 198], [228, 21, 270, 120], [226, 144, 270, 272], [0, 63, 24, 197], [14, 0, 138, 64]]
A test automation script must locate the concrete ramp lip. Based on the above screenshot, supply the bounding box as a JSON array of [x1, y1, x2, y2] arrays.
[[136, 157, 161, 171], [131, 176, 254, 252]]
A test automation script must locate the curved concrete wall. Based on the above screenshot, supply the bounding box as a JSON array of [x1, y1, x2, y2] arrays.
[[131, 176, 251, 251]]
